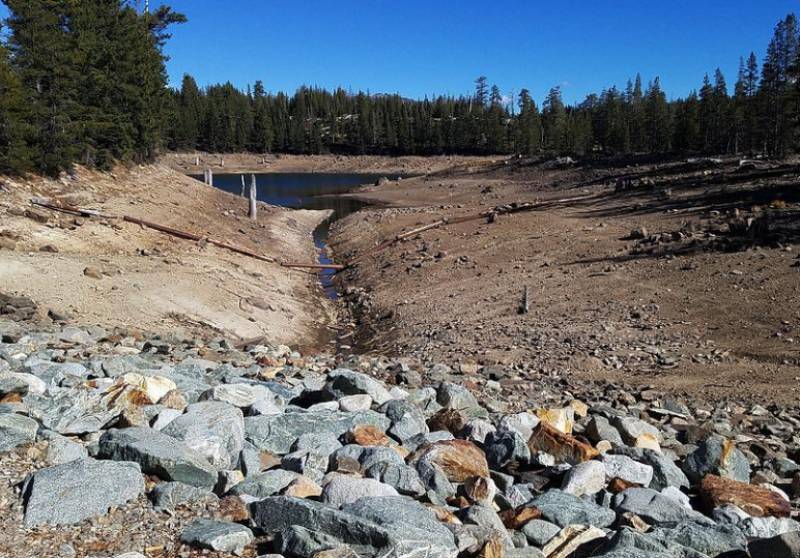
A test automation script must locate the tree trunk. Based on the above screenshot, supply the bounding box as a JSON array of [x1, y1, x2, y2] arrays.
[[248, 174, 257, 220], [240, 174, 246, 197]]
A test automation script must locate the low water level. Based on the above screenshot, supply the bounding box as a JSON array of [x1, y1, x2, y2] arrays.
[[202, 172, 400, 298]]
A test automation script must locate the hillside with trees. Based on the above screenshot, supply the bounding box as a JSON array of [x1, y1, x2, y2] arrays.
[[1, 4, 799, 176]]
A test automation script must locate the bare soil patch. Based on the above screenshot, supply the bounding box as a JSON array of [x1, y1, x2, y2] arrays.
[[330, 157, 800, 405]]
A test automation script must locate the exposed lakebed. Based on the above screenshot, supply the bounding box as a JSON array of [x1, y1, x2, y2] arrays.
[[199, 172, 402, 299]]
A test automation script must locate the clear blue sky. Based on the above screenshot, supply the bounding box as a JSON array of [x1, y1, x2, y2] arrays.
[[2, 1, 797, 105]]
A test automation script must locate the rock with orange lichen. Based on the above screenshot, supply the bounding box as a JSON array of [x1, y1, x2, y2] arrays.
[[528, 422, 599, 466], [409, 439, 489, 482], [700, 474, 791, 517]]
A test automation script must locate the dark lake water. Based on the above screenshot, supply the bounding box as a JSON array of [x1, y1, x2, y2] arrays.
[[198, 172, 401, 299]]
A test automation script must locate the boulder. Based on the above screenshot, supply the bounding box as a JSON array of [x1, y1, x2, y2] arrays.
[[322, 473, 399, 506], [682, 435, 750, 484], [98, 427, 217, 488], [245, 410, 390, 454], [325, 369, 392, 405], [250, 496, 457, 558], [22, 458, 144, 526], [409, 439, 489, 482], [561, 460, 607, 496], [602, 454, 654, 486], [528, 422, 599, 465], [613, 487, 714, 526], [162, 401, 244, 469], [748, 531, 800, 558], [150, 481, 218, 511], [527, 489, 616, 528], [0, 413, 38, 452], [180, 518, 253, 554], [230, 469, 302, 499], [700, 474, 791, 517]]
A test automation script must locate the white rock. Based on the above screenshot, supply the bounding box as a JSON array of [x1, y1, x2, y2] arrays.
[[561, 460, 607, 496], [338, 394, 373, 412]]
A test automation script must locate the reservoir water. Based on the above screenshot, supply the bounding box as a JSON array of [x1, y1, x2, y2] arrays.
[[200, 172, 400, 299]]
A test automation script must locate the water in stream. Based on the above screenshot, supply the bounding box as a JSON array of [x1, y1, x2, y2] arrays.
[[202, 172, 401, 299]]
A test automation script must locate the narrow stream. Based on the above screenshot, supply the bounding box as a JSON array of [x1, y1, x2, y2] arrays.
[[199, 172, 400, 299]]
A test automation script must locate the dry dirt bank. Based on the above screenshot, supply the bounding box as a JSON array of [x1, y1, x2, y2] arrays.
[[330, 157, 800, 406], [161, 152, 497, 176], [0, 164, 335, 349]]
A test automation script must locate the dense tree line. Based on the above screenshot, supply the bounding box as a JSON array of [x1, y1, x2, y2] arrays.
[[1, 6, 799, 176], [166, 13, 800, 161], [0, 1, 184, 174]]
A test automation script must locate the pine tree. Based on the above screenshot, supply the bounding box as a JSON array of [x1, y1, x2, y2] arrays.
[[542, 87, 567, 152], [516, 89, 541, 156], [644, 77, 671, 152], [0, 43, 31, 173]]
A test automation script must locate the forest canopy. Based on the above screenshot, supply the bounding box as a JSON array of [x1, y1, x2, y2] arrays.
[[1, 3, 799, 176]]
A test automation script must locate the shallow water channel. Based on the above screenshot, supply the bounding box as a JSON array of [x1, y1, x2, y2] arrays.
[[202, 172, 401, 299]]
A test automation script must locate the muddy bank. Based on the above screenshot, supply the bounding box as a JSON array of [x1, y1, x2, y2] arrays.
[[0, 164, 335, 351], [329, 159, 800, 406]]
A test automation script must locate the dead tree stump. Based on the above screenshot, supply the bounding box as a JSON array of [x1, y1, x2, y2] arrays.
[[248, 174, 257, 220]]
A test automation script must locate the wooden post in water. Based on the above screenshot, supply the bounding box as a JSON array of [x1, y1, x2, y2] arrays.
[[248, 174, 257, 220], [240, 175, 246, 197]]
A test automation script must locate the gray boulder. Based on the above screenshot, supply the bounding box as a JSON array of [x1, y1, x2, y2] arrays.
[[527, 489, 616, 528], [748, 531, 800, 558], [364, 462, 425, 496], [649, 522, 747, 556], [437, 382, 481, 412], [586, 415, 625, 446], [41, 431, 87, 464], [180, 518, 253, 554], [682, 435, 750, 483], [602, 454, 654, 486], [613, 446, 689, 490], [98, 427, 217, 488], [521, 519, 561, 547], [322, 473, 399, 506], [613, 488, 714, 526], [380, 399, 428, 443], [230, 469, 302, 498], [250, 496, 457, 558], [162, 401, 244, 469], [324, 369, 391, 405], [150, 481, 217, 511], [0, 413, 38, 452], [22, 458, 144, 526], [244, 410, 390, 454]]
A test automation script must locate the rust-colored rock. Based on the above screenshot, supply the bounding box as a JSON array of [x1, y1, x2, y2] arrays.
[[260, 451, 281, 471], [464, 475, 494, 505], [410, 439, 489, 482], [476, 534, 504, 558], [158, 389, 187, 411], [528, 422, 599, 465], [346, 424, 392, 447], [283, 476, 322, 498], [428, 408, 468, 434], [700, 474, 791, 518], [608, 477, 641, 494], [499, 505, 542, 530], [426, 504, 460, 524], [0, 392, 23, 404], [217, 495, 250, 522]]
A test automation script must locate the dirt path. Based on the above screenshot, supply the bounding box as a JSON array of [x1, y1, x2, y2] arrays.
[[0, 164, 335, 350], [330, 158, 800, 406]]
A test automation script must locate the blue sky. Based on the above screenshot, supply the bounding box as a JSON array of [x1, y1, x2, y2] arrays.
[[2, 1, 797, 104]]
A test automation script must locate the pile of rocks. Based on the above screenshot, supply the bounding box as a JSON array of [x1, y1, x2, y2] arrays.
[[1, 321, 799, 558]]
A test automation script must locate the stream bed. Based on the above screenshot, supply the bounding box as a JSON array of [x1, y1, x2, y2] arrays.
[[201, 172, 400, 299]]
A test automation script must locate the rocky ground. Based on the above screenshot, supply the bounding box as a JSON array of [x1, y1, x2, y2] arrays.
[[1, 311, 800, 558], [331, 156, 800, 405]]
